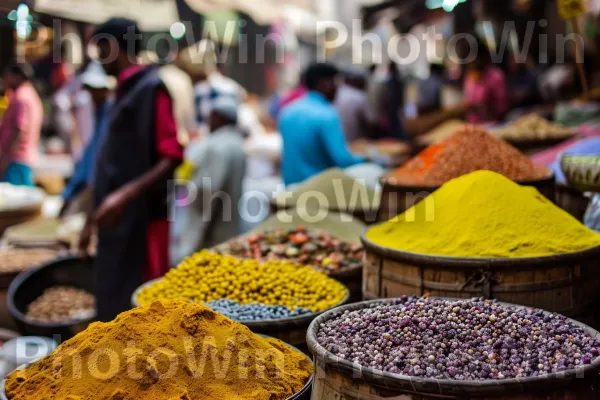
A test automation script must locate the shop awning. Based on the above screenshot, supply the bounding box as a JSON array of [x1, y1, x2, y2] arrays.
[[32, 0, 180, 31], [184, 0, 313, 25]]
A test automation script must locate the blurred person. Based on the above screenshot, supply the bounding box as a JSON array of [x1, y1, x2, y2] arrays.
[[0, 62, 43, 187], [335, 69, 372, 142], [51, 44, 74, 93], [273, 70, 308, 119], [53, 57, 94, 160], [194, 42, 246, 134], [79, 18, 183, 321], [417, 63, 445, 115], [366, 64, 389, 138], [171, 97, 246, 265], [60, 62, 115, 216], [278, 63, 364, 186], [384, 62, 408, 141], [464, 41, 509, 124], [539, 56, 578, 103], [140, 49, 198, 146], [507, 55, 540, 108]]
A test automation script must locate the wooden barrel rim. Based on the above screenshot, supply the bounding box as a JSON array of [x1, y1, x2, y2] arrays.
[[328, 265, 362, 280], [361, 228, 600, 269], [132, 279, 350, 329], [306, 298, 600, 397], [556, 181, 593, 196], [380, 174, 555, 191]]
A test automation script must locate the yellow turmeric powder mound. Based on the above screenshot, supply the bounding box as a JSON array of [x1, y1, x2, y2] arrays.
[[367, 170, 600, 258], [5, 301, 313, 400]]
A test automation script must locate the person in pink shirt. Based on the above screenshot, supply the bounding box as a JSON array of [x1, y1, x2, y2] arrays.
[[464, 43, 509, 124], [0, 62, 43, 186]]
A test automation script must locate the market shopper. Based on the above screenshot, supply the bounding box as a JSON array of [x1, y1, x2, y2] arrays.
[[335, 69, 372, 143], [464, 41, 509, 124], [79, 18, 183, 321], [278, 63, 364, 186], [0, 62, 43, 187], [171, 97, 246, 265], [61, 62, 115, 216]]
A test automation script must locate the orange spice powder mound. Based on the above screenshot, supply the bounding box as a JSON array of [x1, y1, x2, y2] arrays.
[[387, 125, 551, 186]]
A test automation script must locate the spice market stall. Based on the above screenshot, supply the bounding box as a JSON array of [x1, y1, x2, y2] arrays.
[[134, 251, 349, 351], [364, 171, 600, 328], [307, 297, 600, 399], [378, 126, 554, 221]]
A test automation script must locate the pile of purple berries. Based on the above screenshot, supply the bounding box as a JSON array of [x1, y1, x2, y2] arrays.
[[316, 297, 600, 381]]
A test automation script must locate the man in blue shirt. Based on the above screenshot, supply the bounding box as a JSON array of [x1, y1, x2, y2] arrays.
[[61, 62, 114, 215], [278, 63, 364, 186]]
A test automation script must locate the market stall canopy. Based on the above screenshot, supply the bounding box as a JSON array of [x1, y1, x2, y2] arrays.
[[184, 0, 314, 25], [32, 0, 180, 31]]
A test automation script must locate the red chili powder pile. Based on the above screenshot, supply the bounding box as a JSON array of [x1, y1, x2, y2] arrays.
[[387, 126, 551, 186]]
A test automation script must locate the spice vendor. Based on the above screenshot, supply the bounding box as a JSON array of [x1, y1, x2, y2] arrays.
[[464, 40, 509, 124], [79, 18, 183, 321]]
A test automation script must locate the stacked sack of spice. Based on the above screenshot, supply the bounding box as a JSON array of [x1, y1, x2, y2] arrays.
[[5, 301, 313, 399], [273, 168, 379, 222], [216, 226, 363, 274], [386, 125, 551, 187], [137, 251, 347, 322], [254, 207, 366, 244], [368, 170, 600, 258]]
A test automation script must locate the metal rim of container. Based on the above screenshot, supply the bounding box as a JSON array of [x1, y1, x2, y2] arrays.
[[360, 228, 600, 268], [306, 297, 600, 397], [132, 279, 351, 327], [7, 255, 97, 329]]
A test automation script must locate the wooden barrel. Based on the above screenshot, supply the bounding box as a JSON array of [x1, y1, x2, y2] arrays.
[[555, 183, 591, 222], [362, 233, 600, 328], [307, 299, 600, 400], [132, 282, 350, 354], [377, 175, 556, 222]]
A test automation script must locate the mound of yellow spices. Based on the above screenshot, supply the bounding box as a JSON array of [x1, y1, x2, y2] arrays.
[[5, 301, 313, 400], [137, 251, 347, 312], [367, 170, 600, 258]]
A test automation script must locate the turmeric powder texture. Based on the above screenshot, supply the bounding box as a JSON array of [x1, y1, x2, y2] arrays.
[[5, 301, 313, 400]]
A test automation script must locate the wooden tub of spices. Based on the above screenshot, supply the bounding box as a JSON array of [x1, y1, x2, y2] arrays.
[[364, 170, 600, 329], [378, 126, 555, 221], [307, 298, 600, 400]]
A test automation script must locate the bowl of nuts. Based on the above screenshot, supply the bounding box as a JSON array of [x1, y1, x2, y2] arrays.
[[7, 256, 96, 340]]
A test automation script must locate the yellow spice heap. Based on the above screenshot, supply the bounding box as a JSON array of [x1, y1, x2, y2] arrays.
[[367, 170, 600, 258], [5, 301, 313, 400], [137, 251, 347, 312]]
